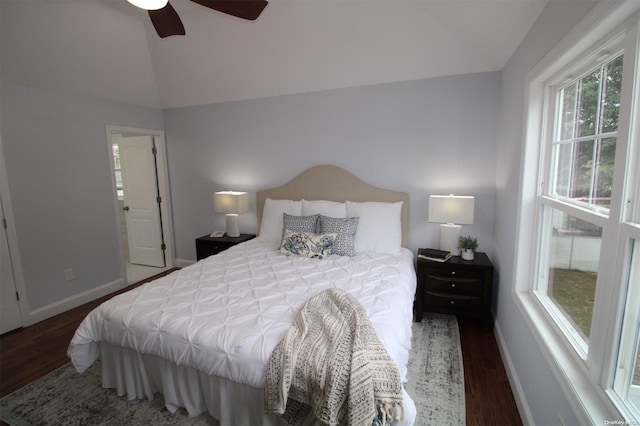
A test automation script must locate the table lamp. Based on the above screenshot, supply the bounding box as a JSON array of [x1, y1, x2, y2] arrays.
[[214, 191, 249, 237], [428, 194, 475, 255]]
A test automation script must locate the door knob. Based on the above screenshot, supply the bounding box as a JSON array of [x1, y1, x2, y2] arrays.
[[123, 206, 130, 211]]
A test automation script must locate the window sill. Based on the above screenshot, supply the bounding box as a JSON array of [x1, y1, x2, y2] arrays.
[[514, 290, 621, 424]]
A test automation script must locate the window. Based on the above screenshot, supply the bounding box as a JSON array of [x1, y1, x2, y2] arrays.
[[538, 209, 601, 349], [112, 143, 124, 199], [516, 3, 640, 423], [613, 241, 640, 419], [552, 54, 622, 212], [535, 52, 623, 356]]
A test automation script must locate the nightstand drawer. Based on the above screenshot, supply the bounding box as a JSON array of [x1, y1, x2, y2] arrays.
[[197, 242, 228, 253], [425, 268, 484, 281], [425, 274, 483, 295], [425, 291, 482, 312], [195, 241, 230, 258]]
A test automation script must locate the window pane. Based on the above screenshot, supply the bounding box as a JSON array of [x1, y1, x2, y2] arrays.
[[613, 241, 640, 418], [115, 170, 124, 199], [554, 137, 616, 208], [594, 137, 616, 208], [577, 69, 601, 138], [112, 144, 121, 169], [545, 208, 601, 341], [559, 83, 577, 140], [575, 140, 596, 199], [115, 170, 123, 190], [555, 139, 595, 199], [555, 143, 572, 198], [552, 54, 622, 212], [601, 55, 624, 133]]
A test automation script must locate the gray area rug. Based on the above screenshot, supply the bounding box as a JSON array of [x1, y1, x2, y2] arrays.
[[405, 313, 465, 426], [1, 313, 463, 425]]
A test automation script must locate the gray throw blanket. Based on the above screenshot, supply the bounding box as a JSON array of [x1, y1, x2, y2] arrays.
[[264, 288, 404, 425]]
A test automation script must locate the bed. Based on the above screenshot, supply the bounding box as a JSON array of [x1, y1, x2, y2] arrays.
[[68, 165, 417, 425]]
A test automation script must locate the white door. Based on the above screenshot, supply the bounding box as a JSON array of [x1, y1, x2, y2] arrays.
[[0, 194, 22, 334], [119, 135, 165, 267]]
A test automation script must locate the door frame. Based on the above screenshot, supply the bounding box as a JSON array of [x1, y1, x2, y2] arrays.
[[0, 133, 29, 329], [106, 126, 175, 283]]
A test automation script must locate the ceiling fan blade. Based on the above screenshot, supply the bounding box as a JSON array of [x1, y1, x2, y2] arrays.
[[189, 0, 268, 21], [148, 2, 185, 38]]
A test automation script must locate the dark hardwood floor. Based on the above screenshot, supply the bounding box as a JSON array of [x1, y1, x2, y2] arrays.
[[1, 272, 522, 425], [458, 317, 522, 425], [0, 269, 178, 398]]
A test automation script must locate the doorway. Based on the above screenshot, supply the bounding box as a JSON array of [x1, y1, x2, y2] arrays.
[[1, 192, 22, 334], [107, 126, 174, 285], [0, 135, 27, 334]]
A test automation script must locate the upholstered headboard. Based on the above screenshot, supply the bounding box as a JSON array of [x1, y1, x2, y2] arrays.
[[256, 165, 409, 247]]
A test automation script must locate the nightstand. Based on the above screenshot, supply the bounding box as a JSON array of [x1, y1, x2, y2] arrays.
[[415, 251, 494, 330], [195, 233, 256, 260]]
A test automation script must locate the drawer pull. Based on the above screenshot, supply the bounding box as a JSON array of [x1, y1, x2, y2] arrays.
[[451, 271, 456, 275], [450, 300, 455, 305], [451, 283, 456, 288]]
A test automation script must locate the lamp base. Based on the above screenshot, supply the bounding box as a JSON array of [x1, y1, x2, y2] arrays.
[[439, 223, 461, 256], [225, 214, 240, 237]]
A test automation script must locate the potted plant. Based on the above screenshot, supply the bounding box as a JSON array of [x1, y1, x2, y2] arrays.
[[458, 235, 479, 261]]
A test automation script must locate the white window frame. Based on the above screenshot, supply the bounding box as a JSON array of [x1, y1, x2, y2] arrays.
[[513, 1, 640, 424], [611, 242, 640, 419]]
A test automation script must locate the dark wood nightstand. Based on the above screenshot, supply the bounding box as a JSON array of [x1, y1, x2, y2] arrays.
[[195, 233, 255, 260], [415, 251, 494, 330]]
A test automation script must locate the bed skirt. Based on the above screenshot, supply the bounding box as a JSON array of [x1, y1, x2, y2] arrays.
[[98, 342, 416, 425]]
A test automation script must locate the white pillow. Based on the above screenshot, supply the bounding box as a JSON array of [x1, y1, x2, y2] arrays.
[[346, 201, 403, 254], [259, 198, 302, 243], [301, 199, 347, 218]]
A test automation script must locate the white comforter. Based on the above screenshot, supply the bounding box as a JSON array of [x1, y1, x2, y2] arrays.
[[68, 239, 416, 389]]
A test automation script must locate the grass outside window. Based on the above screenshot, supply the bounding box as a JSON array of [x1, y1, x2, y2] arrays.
[[551, 268, 640, 384]]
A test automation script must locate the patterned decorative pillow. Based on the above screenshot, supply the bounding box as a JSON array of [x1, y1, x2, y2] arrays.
[[319, 216, 359, 257], [280, 230, 337, 259], [280, 213, 320, 248]]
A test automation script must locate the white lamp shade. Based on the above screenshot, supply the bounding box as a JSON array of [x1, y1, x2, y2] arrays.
[[428, 195, 475, 225], [126, 0, 168, 10], [214, 191, 250, 215]]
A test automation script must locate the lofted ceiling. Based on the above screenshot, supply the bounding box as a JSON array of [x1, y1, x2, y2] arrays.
[[1, 0, 548, 109]]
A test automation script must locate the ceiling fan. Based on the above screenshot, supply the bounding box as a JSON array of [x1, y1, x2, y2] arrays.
[[127, 0, 268, 38]]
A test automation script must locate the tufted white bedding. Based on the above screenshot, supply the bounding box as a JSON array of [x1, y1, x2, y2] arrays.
[[68, 238, 417, 422]]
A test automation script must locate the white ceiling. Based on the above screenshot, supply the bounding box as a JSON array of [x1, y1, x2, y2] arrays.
[[1, 0, 548, 109]]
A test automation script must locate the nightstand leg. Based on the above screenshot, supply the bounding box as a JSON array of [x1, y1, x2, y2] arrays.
[[413, 298, 423, 322]]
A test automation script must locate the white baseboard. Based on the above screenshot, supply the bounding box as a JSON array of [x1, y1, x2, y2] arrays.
[[493, 317, 535, 426], [27, 278, 126, 326]]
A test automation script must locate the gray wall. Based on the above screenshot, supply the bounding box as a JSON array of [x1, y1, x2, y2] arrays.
[[1, 72, 500, 316], [493, 0, 599, 425], [163, 72, 500, 261], [1, 82, 164, 311]]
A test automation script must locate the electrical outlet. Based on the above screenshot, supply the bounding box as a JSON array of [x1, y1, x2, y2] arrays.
[[64, 268, 74, 282]]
